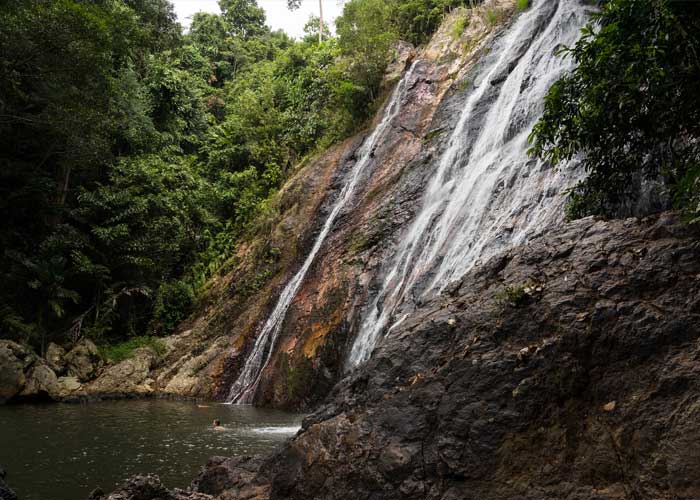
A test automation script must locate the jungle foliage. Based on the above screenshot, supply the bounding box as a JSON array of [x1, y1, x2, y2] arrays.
[[0, 0, 487, 354], [529, 0, 700, 219]]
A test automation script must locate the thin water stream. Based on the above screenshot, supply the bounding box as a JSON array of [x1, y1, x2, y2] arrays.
[[226, 63, 419, 403]]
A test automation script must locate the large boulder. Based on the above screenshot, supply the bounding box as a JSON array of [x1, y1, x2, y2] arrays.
[[191, 456, 270, 499], [65, 339, 102, 382], [0, 341, 32, 403], [54, 376, 82, 399], [99, 474, 211, 500], [45, 342, 67, 375], [85, 347, 156, 397], [19, 359, 59, 400]]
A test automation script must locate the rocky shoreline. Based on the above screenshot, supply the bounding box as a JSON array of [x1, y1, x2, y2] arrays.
[[93, 212, 700, 499], [0, 338, 162, 404]]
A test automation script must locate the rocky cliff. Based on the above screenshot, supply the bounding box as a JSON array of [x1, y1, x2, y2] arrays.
[[86, 0, 700, 497], [99, 212, 700, 499], [12, 0, 521, 406]]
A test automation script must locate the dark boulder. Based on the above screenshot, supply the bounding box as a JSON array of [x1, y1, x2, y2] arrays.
[[0, 467, 17, 500]]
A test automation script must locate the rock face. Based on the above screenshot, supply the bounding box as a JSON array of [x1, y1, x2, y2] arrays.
[[256, 213, 700, 500], [103, 213, 700, 500]]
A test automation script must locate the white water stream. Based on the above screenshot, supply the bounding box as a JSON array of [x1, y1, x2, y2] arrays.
[[349, 0, 589, 367], [227, 63, 418, 403]]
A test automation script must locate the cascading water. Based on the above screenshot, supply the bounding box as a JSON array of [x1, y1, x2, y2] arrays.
[[348, 0, 589, 367], [226, 63, 419, 404]]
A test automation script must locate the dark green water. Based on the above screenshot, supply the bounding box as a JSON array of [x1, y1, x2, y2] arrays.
[[0, 400, 303, 500]]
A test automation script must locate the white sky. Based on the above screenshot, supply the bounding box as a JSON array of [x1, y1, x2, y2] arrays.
[[171, 0, 344, 38]]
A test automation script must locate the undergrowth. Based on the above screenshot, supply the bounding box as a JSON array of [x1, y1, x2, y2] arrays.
[[99, 336, 166, 363]]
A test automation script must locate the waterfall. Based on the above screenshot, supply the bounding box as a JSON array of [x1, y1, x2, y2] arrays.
[[226, 62, 419, 404], [348, 0, 589, 368]]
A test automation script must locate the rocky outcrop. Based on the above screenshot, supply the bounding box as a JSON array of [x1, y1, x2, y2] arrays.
[[256, 212, 700, 500], [0, 340, 63, 402], [0, 340, 163, 402], [103, 212, 700, 499], [190, 456, 270, 499], [19, 361, 59, 399], [84, 347, 157, 397]]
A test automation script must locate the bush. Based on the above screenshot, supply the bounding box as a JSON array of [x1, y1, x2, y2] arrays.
[[450, 14, 469, 40], [99, 336, 166, 363]]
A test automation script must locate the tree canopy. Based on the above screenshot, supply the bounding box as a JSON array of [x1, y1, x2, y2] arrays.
[[2, 0, 468, 353]]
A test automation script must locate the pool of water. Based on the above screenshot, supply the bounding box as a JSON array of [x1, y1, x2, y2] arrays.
[[0, 400, 303, 500]]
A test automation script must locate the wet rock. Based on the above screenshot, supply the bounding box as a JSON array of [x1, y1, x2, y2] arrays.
[[65, 339, 102, 382], [233, 213, 700, 500], [46, 342, 67, 375]]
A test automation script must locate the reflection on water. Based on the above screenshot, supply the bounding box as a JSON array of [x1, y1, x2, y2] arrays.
[[0, 400, 303, 500]]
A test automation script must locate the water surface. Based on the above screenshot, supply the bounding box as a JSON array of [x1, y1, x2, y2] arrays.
[[0, 400, 303, 500]]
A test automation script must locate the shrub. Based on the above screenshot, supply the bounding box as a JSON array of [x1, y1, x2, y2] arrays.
[[450, 14, 469, 40], [517, 0, 530, 11], [99, 336, 166, 363]]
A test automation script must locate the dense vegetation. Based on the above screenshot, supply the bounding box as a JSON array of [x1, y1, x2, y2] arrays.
[[0, 0, 476, 355], [530, 0, 700, 220]]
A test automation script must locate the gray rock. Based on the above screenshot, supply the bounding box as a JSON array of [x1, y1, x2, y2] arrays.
[[54, 376, 82, 398], [65, 339, 102, 382], [86, 347, 156, 397], [220, 213, 700, 500], [19, 359, 59, 399], [45, 342, 67, 375]]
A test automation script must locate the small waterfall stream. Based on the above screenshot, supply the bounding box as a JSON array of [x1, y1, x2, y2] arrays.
[[349, 0, 589, 367], [226, 63, 418, 403]]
